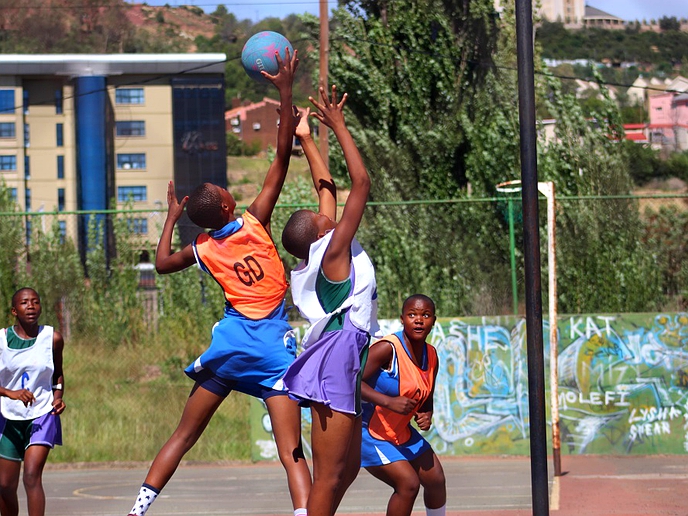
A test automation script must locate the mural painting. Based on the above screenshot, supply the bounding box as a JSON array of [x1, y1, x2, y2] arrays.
[[250, 313, 688, 460]]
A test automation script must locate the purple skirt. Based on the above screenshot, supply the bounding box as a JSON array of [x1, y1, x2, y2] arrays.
[[284, 323, 370, 415]]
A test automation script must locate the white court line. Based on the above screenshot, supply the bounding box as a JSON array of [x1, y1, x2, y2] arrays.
[[574, 474, 688, 480]]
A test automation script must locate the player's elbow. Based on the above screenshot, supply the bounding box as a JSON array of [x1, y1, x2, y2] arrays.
[[351, 173, 370, 193]]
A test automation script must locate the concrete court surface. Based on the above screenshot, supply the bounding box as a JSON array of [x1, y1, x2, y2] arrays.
[[23, 455, 688, 515]]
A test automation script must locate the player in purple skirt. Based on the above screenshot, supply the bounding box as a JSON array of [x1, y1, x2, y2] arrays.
[[281, 85, 379, 516]]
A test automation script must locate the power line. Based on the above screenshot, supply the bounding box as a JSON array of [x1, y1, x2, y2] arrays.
[[0, 31, 678, 117], [331, 34, 683, 94]]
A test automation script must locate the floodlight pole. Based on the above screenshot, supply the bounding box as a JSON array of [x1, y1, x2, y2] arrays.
[[538, 181, 561, 477], [318, 0, 329, 165], [515, 0, 550, 514]]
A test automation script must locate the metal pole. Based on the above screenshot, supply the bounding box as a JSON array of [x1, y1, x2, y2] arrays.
[[515, 0, 549, 514], [508, 197, 518, 315], [539, 182, 561, 477], [318, 0, 329, 165]]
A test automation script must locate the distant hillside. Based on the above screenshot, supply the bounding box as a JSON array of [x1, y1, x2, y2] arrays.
[[536, 20, 688, 72], [124, 3, 216, 51], [0, 0, 218, 54], [0, 0, 319, 105]]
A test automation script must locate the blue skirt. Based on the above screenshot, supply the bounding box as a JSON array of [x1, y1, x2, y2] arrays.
[[361, 424, 431, 467], [185, 301, 297, 394]]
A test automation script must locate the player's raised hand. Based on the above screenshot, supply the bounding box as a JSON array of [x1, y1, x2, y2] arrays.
[[263, 47, 299, 92], [165, 181, 188, 222], [309, 84, 348, 131]]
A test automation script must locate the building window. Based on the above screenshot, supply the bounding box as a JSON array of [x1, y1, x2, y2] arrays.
[[57, 155, 64, 179], [23, 90, 29, 115], [24, 124, 29, 147], [117, 186, 147, 202], [55, 89, 63, 115], [116, 121, 146, 137], [9, 188, 17, 202], [24, 156, 29, 179], [58, 188, 65, 212], [0, 155, 16, 170], [25, 188, 30, 211], [0, 123, 16, 138], [117, 153, 146, 170], [115, 88, 145, 105], [56, 123, 64, 147], [58, 220, 67, 244], [127, 218, 148, 235], [25, 220, 31, 246], [0, 90, 14, 114]]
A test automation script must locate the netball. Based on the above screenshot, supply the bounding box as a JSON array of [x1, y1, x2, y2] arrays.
[[241, 31, 294, 84]]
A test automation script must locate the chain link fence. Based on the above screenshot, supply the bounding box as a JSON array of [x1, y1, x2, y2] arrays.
[[0, 193, 685, 462]]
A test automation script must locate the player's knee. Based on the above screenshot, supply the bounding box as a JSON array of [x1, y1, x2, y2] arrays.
[[21, 469, 42, 491], [0, 478, 18, 493], [277, 442, 305, 467], [421, 468, 446, 495], [396, 476, 421, 498]]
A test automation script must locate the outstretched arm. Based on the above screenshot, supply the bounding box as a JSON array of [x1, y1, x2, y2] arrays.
[[296, 107, 337, 221], [248, 47, 299, 226], [310, 85, 370, 282], [155, 181, 195, 274]]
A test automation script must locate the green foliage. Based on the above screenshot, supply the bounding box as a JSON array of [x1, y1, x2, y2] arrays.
[[622, 145, 688, 186], [642, 206, 688, 307], [317, 0, 505, 316], [538, 70, 664, 312], [307, 0, 674, 316], [624, 141, 661, 185], [226, 132, 262, 156], [536, 20, 688, 67], [659, 16, 681, 32], [0, 182, 23, 326]]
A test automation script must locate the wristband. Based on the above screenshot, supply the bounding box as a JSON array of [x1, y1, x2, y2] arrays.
[[52, 383, 63, 390]]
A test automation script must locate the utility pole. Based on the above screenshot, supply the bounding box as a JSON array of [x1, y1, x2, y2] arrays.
[[318, 0, 329, 165]]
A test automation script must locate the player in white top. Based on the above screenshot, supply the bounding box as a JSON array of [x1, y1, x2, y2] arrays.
[[0, 287, 65, 516]]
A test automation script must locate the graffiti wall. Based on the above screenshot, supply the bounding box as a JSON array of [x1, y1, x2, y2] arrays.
[[250, 313, 688, 460]]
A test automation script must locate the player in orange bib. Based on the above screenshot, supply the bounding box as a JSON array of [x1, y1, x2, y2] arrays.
[[125, 47, 311, 516], [361, 294, 446, 516]]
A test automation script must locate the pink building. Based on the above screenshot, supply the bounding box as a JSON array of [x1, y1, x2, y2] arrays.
[[647, 91, 688, 152]]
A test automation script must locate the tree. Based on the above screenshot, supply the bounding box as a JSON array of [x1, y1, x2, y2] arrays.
[[320, 0, 509, 316], [312, 0, 665, 315], [659, 16, 680, 32]]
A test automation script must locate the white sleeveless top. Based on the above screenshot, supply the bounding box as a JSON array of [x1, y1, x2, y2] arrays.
[[291, 232, 380, 348], [0, 325, 55, 420]]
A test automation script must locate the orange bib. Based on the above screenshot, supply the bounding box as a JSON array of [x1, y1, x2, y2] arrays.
[[367, 333, 438, 445], [194, 211, 287, 319]]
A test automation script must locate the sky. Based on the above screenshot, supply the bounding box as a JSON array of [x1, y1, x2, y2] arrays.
[[590, 0, 687, 21], [128, 0, 687, 23]]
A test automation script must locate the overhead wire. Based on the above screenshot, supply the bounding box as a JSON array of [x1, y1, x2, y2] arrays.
[[0, 5, 681, 114]]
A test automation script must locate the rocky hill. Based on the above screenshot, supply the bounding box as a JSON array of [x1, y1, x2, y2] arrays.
[[0, 0, 220, 54], [124, 3, 216, 51]]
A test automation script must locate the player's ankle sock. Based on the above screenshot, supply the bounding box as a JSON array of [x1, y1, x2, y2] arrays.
[[426, 505, 446, 516], [129, 483, 160, 516], [294, 509, 308, 516]]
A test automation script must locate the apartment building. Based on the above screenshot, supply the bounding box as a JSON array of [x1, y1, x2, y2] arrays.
[[0, 54, 227, 250]]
